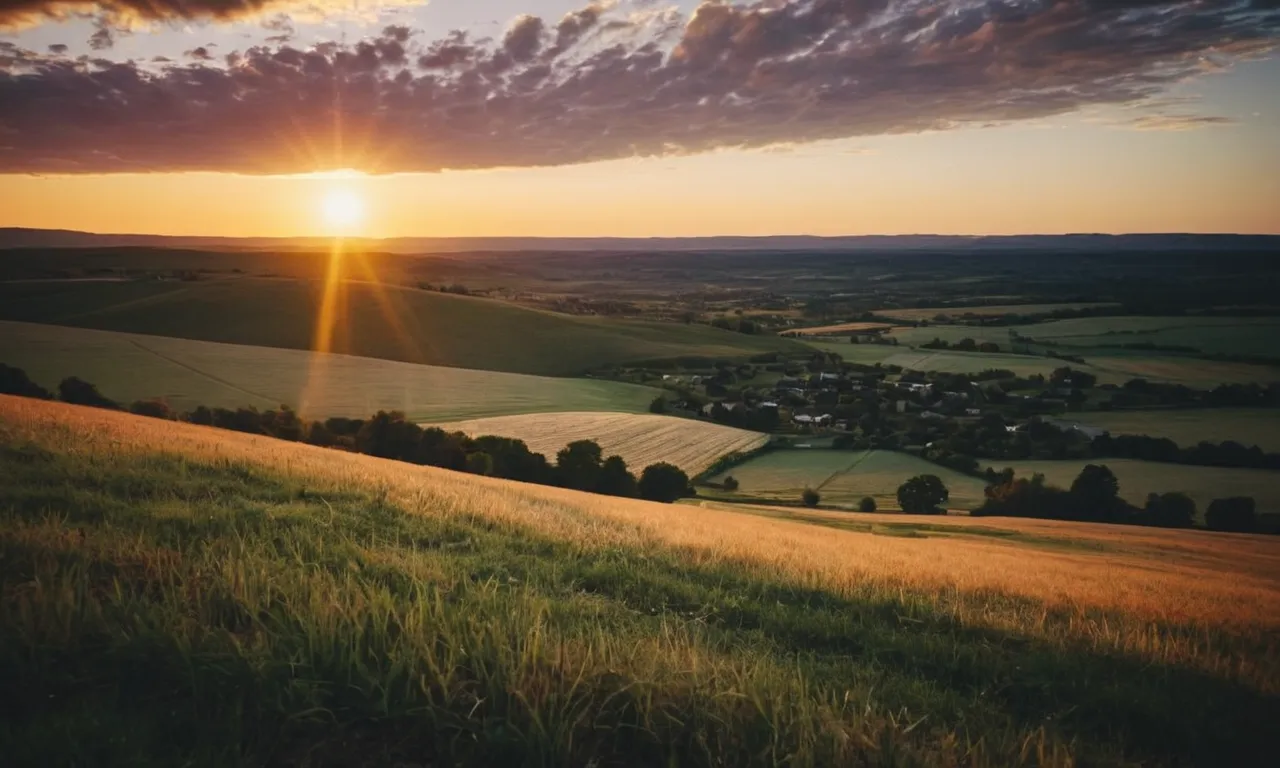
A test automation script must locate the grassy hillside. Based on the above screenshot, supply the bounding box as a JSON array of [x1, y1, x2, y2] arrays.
[[998, 459, 1280, 514], [0, 278, 803, 376], [707, 449, 991, 510], [1, 397, 1276, 766], [433, 412, 769, 477], [0, 321, 660, 420]]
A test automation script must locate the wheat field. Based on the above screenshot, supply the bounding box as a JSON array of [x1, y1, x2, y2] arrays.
[[431, 411, 770, 475], [4, 397, 1276, 640]]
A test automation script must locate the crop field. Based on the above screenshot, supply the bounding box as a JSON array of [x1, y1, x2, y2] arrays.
[[708, 449, 990, 510], [998, 458, 1280, 514], [881, 348, 1073, 379], [432, 412, 769, 476], [874, 303, 1116, 321], [0, 321, 660, 421], [1085, 409, 1280, 452], [782, 321, 895, 336], [0, 277, 805, 376], [2, 397, 1276, 765]]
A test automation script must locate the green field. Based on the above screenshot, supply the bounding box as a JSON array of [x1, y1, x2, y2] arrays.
[[0, 278, 804, 376], [708, 449, 990, 510], [874, 303, 1117, 322], [0, 321, 661, 420], [999, 459, 1280, 514], [1085, 409, 1280, 452]]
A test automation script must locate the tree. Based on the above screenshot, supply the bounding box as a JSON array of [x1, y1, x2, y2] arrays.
[[648, 396, 668, 415], [306, 421, 337, 448], [465, 452, 495, 477], [1069, 464, 1122, 521], [1143, 492, 1196, 528], [129, 399, 173, 420], [897, 475, 949, 514], [802, 488, 821, 507], [1206, 497, 1258, 533], [556, 440, 604, 492], [597, 455, 639, 498], [57, 377, 118, 410], [0, 363, 52, 400], [858, 496, 877, 513], [722, 475, 740, 492], [638, 463, 690, 503]]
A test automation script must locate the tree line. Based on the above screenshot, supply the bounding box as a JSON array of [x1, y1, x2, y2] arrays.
[[0, 364, 694, 504]]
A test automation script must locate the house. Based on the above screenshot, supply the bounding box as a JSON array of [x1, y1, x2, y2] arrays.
[[759, 401, 779, 409], [920, 410, 947, 421], [895, 400, 909, 413], [1045, 418, 1107, 440], [793, 414, 815, 425], [965, 408, 983, 417]]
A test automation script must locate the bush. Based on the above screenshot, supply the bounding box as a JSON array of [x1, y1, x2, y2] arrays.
[[638, 463, 690, 504], [802, 488, 821, 508], [0, 363, 53, 400], [897, 475, 949, 514], [722, 475, 740, 492], [597, 455, 638, 498], [57, 377, 119, 410], [1143, 492, 1196, 528], [465, 452, 495, 477], [129, 399, 174, 420], [858, 496, 877, 513], [648, 396, 668, 415], [1206, 497, 1258, 533]]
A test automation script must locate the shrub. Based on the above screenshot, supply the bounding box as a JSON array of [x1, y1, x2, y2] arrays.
[[802, 488, 821, 507], [0, 363, 53, 400], [648, 396, 668, 414], [57, 377, 119, 410], [722, 475, 740, 492], [1206, 497, 1258, 533], [129, 399, 174, 420], [858, 496, 877, 513], [638, 463, 690, 504], [1143, 492, 1196, 528], [465, 452, 495, 477], [897, 475, 949, 514]]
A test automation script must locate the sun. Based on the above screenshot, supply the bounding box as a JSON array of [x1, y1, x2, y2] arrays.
[[320, 188, 366, 235]]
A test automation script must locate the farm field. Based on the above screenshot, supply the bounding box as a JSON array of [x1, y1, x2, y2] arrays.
[[998, 459, 1280, 514], [0, 321, 660, 421], [0, 277, 804, 376], [782, 321, 894, 336], [1085, 409, 1280, 452], [432, 412, 769, 476], [2, 397, 1276, 766], [708, 449, 990, 510], [874, 302, 1117, 321]]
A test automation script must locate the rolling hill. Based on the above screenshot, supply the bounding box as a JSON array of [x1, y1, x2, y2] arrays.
[[1, 396, 1275, 765], [0, 277, 804, 376], [0, 321, 660, 420]]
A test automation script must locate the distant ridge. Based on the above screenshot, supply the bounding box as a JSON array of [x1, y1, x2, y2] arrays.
[[1, 227, 1277, 254]]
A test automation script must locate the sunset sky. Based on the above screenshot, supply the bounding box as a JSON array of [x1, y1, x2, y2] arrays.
[[1, 1, 1278, 238]]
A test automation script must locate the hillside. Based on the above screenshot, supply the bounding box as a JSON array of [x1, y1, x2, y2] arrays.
[[0, 321, 660, 420], [1, 396, 1276, 765], [432, 412, 769, 476], [0, 277, 804, 376]]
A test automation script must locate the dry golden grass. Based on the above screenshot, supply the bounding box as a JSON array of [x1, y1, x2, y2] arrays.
[[431, 411, 769, 476], [3, 396, 1278, 657]]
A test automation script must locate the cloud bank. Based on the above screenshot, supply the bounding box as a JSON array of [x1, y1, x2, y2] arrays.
[[1, 0, 1277, 174]]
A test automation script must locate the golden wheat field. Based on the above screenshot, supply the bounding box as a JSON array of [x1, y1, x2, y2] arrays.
[[431, 411, 770, 476], [5, 396, 1278, 663]]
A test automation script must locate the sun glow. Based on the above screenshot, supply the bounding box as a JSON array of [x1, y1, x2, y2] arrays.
[[320, 188, 366, 235]]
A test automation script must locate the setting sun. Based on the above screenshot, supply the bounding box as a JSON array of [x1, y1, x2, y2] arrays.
[[320, 189, 366, 235]]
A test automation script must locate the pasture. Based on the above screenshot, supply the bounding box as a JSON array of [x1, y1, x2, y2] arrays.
[[0, 321, 660, 421], [782, 321, 895, 336], [0, 277, 804, 376], [1085, 409, 1280, 452], [432, 412, 769, 476], [997, 458, 1280, 514], [1, 397, 1275, 766], [708, 449, 990, 510], [874, 302, 1116, 322]]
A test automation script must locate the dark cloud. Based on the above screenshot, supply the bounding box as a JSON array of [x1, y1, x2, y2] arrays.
[[1, 0, 1277, 174]]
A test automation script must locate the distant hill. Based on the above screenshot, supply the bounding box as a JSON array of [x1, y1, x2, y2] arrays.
[[0, 277, 804, 376], [2, 227, 1277, 254]]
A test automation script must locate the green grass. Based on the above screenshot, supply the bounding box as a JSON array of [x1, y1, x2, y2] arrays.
[[0, 321, 661, 420], [1, 433, 1275, 766], [708, 449, 990, 510], [0, 278, 804, 376], [997, 458, 1280, 514], [1084, 409, 1280, 452]]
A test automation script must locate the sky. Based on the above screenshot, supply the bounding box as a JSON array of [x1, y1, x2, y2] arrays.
[[0, 0, 1278, 238]]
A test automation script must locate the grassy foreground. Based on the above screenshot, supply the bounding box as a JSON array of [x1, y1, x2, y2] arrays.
[[1, 398, 1277, 766]]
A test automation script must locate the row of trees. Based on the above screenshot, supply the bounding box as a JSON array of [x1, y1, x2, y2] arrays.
[[0, 364, 694, 504]]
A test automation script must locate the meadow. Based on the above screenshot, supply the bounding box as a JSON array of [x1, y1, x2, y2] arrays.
[[996, 458, 1280, 514], [1085, 409, 1280, 452], [0, 321, 660, 421], [1, 397, 1276, 766], [782, 321, 895, 336], [708, 449, 990, 510], [433, 412, 769, 477], [0, 277, 804, 376], [873, 303, 1117, 321]]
